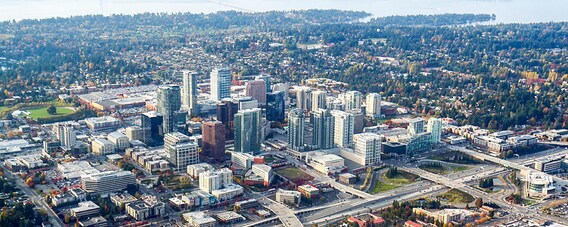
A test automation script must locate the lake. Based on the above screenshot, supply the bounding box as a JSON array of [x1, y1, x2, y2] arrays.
[[1, 0, 567, 24]]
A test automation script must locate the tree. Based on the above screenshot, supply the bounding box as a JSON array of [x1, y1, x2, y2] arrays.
[[47, 105, 57, 115], [475, 198, 483, 209]]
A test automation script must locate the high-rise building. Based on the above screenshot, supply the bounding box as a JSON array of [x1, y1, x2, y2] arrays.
[[350, 110, 365, 134], [198, 168, 233, 193], [245, 80, 267, 104], [353, 133, 383, 166], [287, 108, 305, 151], [141, 111, 164, 146], [164, 132, 199, 172], [311, 90, 327, 112], [408, 118, 425, 136], [427, 118, 443, 143], [296, 87, 312, 110], [344, 91, 362, 111], [202, 121, 226, 163], [54, 123, 76, 150], [210, 67, 231, 101], [217, 99, 238, 139], [234, 108, 262, 154], [157, 85, 182, 134], [365, 93, 382, 117], [256, 75, 271, 93], [332, 110, 354, 148], [182, 71, 199, 117], [266, 91, 285, 122], [236, 96, 258, 110], [312, 109, 335, 149]]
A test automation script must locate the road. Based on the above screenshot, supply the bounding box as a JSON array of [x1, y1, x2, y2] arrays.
[[449, 145, 568, 186], [258, 197, 303, 227], [3, 167, 65, 227]]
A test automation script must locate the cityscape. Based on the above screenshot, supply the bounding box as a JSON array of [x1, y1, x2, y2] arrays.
[[0, 2, 568, 227]]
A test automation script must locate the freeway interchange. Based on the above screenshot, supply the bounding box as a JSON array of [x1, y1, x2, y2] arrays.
[[251, 144, 568, 226]]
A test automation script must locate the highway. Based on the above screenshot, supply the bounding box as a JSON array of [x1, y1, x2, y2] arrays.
[[258, 197, 303, 227], [449, 145, 568, 186]]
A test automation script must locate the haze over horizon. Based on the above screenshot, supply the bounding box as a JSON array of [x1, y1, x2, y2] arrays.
[[1, 0, 567, 23]]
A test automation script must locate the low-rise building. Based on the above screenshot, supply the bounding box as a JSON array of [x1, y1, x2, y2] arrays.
[[534, 156, 564, 173], [70, 201, 100, 219], [214, 211, 245, 224], [182, 211, 217, 227], [298, 184, 319, 199], [275, 189, 301, 206], [125, 195, 166, 221], [338, 173, 357, 184], [107, 132, 129, 151], [187, 163, 215, 178], [81, 171, 136, 194], [85, 116, 121, 132], [110, 193, 137, 208], [91, 138, 116, 155], [305, 151, 346, 174]]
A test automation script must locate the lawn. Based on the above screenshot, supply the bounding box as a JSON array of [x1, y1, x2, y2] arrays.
[[275, 167, 313, 183], [27, 107, 74, 119], [436, 189, 475, 204], [449, 165, 471, 172], [419, 163, 449, 175], [369, 181, 400, 194], [427, 151, 483, 164], [381, 171, 419, 185]]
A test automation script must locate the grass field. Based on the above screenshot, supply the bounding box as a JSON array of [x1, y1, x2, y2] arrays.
[[369, 181, 400, 194], [381, 171, 419, 184], [450, 165, 471, 172], [419, 163, 449, 175], [436, 189, 475, 204], [27, 107, 74, 119], [275, 167, 313, 183]]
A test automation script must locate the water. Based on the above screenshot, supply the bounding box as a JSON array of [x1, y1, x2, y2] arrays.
[[0, 0, 567, 24]]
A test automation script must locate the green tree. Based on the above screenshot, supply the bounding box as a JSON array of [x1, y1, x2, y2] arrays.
[[47, 106, 57, 115]]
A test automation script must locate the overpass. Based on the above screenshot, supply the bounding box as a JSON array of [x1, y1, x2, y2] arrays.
[[448, 145, 568, 186], [258, 197, 303, 227]]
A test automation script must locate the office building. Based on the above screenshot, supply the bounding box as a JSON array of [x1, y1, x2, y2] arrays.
[[201, 121, 226, 163], [245, 80, 267, 104], [157, 85, 182, 134], [85, 116, 121, 132], [165, 132, 199, 172], [70, 201, 100, 219], [210, 67, 231, 101], [351, 110, 364, 134], [234, 108, 262, 154], [287, 108, 305, 151], [182, 71, 200, 116], [312, 109, 335, 149], [296, 87, 311, 110], [236, 96, 258, 110], [311, 90, 327, 112], [275, 189, 301, 206], [408, 118, 425, 135], [141, 111, 164, 146], [231, 152, 254, 170], [125, 126, 144, 142], [125, 195, 165, 221], [256, 75, 271, 93], [81, 171, 135, 194], [345, 91, 362, 111], [107, 132, 129, 151], [183, 211, 217, 227], [187, 163, 215, 178], [534, 157, 564, 173], [332, 110, 355, 148], [427, 118, 442, 143], [91, 138, 116, 155], [199, 168, 233, 193], [353, 133, 383, 166], [266, 91, 285, 122], [249, 164, 273, 186], [365, 93, 381, 117], [217, 100, 238, 139]]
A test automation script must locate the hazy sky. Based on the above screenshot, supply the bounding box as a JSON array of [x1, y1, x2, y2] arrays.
[[1, 0, 567, 23]]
